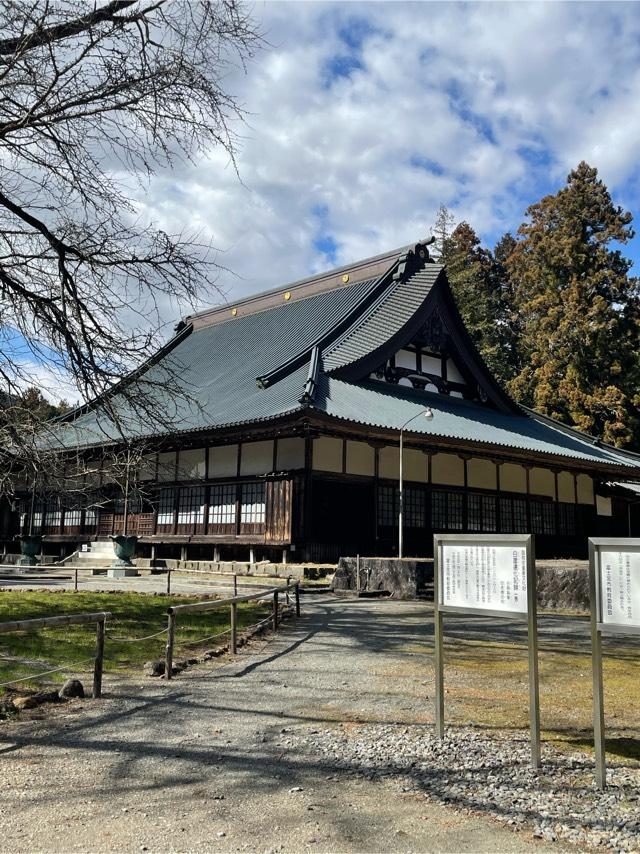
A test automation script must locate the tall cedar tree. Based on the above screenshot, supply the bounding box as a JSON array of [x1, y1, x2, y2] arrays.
[[505, 162, 640, 447], [441, 222, 515, 388]]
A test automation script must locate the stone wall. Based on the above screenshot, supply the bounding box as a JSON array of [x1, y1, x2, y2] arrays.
[[536, 560, 589, 612], [332, 557, 433, 599], [333, 556, 590, 611]]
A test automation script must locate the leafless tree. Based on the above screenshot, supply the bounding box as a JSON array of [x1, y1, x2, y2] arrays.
[[0, 0, 260, 407], [0, 0, 261, 497]]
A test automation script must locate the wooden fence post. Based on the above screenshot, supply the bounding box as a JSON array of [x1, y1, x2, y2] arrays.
[[230, 603, 237, 655], [233, 573, 238, 596], [286, 576, 291, 605], [92, 618, 105, 699], [165, 611, 175, 680], [273, 590, 279, 630], [166, 569, 171, 596], [74, 566, 78, 592], [295, 582, 300, 618]]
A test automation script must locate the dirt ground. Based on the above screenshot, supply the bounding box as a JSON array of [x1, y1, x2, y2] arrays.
[[2, 594, 624, 853]]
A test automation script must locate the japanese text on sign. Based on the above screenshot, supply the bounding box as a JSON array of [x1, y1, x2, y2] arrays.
[[440, 543, 528, 615], [599, 548, 640, 628]]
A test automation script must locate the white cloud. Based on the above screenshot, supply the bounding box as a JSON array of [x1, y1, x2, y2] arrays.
[[136, 0, 640, 315]]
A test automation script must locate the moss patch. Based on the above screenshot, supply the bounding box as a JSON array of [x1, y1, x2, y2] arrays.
[[0, 590, 269, 692]]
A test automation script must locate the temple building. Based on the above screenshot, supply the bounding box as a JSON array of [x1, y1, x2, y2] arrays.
[[15, 239, 640, 562]]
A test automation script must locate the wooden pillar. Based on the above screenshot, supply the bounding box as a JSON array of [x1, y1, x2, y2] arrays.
[[165, 612, 175, 680], [92, 618, 105, 699], [230, 603, 237, 655], [249, 546, 256, 564], [213, 545, 221, 562], [180, 544, 187, 562]]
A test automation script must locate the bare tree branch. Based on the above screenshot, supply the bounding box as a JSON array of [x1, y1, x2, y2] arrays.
[[0, 0, 261, 481]]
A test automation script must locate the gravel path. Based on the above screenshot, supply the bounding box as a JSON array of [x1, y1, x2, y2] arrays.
[[1, 595, 633, 853]]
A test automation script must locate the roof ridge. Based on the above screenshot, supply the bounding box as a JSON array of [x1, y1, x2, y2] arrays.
[[187, 242, 422, 330], [255, 254, 401, 390], [323, 261, 443, 363]]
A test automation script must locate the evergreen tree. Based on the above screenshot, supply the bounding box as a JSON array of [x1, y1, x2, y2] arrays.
[[505, 162, 640, 447], [492, 232, 522, 380], [441, 222, 514, 387], [431, 204, 456, 260], [19, 388, 70, 421]]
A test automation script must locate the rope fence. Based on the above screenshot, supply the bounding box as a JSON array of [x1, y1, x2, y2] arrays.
[[0, 563, 296, 598], [0, 612, 110, 697], [0, 658, 95, 689], [105, 627, 168, 643], [165, 581, 301, 679], [0, 583, 302, 694]]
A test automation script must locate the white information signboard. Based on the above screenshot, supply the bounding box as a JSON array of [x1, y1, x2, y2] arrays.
[[598, 547, 640, 628], [433, 534, 540, 769], [588, 538, 640, 789], [441, 542, 528, 615]]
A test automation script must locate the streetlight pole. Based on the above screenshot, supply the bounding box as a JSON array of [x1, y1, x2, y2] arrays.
[[398, 408, 434, 559]]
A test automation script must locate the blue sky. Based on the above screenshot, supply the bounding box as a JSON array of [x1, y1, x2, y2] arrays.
[[21, 1, 640, 401], [140, 0, 640, 304]]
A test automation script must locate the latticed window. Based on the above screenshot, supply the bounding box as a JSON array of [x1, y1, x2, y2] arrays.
[[113, 495, 142, 514], [447, 492, 464, 530], [177, 487, 206, 525], [84, 507, 97, 528], [404, 487, 425, 528], [156, 488, 176, 526], [45, 500, 61, 528], [513, 498, 528, 533], [530, 500, 555, 535], [431, 491, 463, 531], [468, 493, 497, 532], [64, 508, 82, 527], [377, 486, 424, 529], [558, 502, 576, 536], [24, 501, 44, 532], [542, 501, 556, 535], [209, 484, 237, 525], [481, 495, 497, 532], [431, 490, 447, 531], [377, 486, 396, 527], [240, 482, 265, 524], [502, 497, 528, 533], [468, 493, 482, 531], [499, 498, 513, 532]]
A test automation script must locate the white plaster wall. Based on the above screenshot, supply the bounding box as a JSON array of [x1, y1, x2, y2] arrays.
[[467, 458, 497, 490], [395, 349, 416, 370], [346, 441, 375, 476], [276, 437, 305, 470], [499, 463, 527, 493], [157, 451, 177, 482], [178, 448, 206, 480], [529, 467, 555, 498], [378, 446, 400, 480], [240, 440, 274, 476], [577, 474, 595, 505], [208, 444, 239, 478], [403, 448, 428, 482], [312, 437, 343, 473], [432, 453, 464, 486], [557, 471, 575, 503]]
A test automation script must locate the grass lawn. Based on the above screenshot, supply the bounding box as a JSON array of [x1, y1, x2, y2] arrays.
[[393, 619, 640, 764], [0, 590, 270, 692]]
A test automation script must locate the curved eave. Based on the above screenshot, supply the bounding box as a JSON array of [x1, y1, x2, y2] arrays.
[[304, 409, 640, 479]]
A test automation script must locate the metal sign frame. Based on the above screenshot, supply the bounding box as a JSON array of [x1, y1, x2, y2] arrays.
[[588, 537, 640, 789], [434, 533, 540, 769]]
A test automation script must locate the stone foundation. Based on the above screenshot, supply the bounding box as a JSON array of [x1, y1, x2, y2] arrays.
[[333, 556, 590, 611], [333, 557, 433, 599]]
